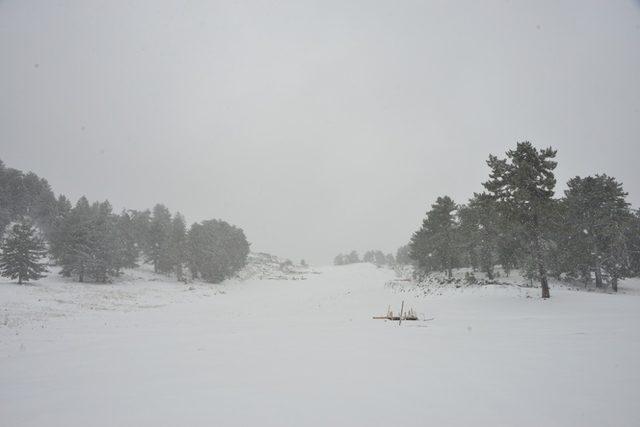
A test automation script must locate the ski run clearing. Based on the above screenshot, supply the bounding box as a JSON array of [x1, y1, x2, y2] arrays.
[[2, 261, 640, 427]]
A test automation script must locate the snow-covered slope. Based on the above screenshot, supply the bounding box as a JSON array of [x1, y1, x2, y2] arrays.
[[1, 263, 640, 426]]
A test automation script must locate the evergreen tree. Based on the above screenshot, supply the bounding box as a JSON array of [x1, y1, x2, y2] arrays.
[[169, 213, 188, 281], [410, 196, 459, 278], [458, 193, 501, 279], [147, 204, 172, 273], [187, 219, 250, 283], [50, 196, 93, 282], [563, 175, 632, 290], [346, 250, 360, 264], [115, 211, 140, 269], [129, 209, 152, 255], [50, 197, 132, 283], [333, 253, 345, 265], [0, 219, 47, 284], [385, 253, 395, 266], [395, 245, 412, 265], [483, 142, 557, 298], [626, 210, 640, 277], [363, 250, 374, 263]]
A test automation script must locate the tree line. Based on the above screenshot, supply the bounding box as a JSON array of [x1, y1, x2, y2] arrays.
[[334, 249, 395, 267], [0, 159, 250, 284], [408, 142, 640, 298]]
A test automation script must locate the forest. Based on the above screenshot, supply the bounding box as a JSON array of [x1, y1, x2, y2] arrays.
[[405, 142, 640, 298], [0, 159, 250, 284]]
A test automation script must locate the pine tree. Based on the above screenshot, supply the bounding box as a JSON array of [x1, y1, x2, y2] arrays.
[[169, 213, 188, 281], [410, 196, 459, 278], [563, 175, 632, 290], [0, 219, 47, 284], [395, 245, 412, 266], [49, 197, 132, 283], [458, 193, 501, 279], [115, 211, 140, 269], [50, 196, 93, 282], [483, 142, 557, 298], [346, 250, 360, 264], [147, 204, 172, 273]]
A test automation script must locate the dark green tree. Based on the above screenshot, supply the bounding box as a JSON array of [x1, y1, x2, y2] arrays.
[[410, 196, 459, 278], [0, 219, 48, 284], [483, 142, 557, 298], [147, 204, 172, 273], [169, 213, 188, 281], [458, 193, 501, 279], [562, 175, 632, 290], [187, 219, 250, 283]]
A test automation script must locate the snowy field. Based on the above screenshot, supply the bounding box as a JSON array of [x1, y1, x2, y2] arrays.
[[2, 263, 640, 427]]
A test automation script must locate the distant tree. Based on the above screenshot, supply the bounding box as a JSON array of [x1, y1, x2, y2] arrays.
[[300, 259, 308, 267], [483, 142, 557, 298], [49, 196, 93, 282], [385, 253, 395, 266], [458, 193, 501, 279], [0, 160, 57, 236], [373, 250, 386, 266], [626, 210, 640, 277], [346, 250, 360, 264], [147, 204, 172, 273], [187, 219, 250, 283], [129, 209, 151, 254], [50, 197, 133, 282], [115, 211, 140, 269], [363, 250, 375, 263], [333, 254, 345, 265], [169, 213, 188, 281], [0, 219, 48, 284], [410, 196, 459, 278], [395, 245, 412, 265]]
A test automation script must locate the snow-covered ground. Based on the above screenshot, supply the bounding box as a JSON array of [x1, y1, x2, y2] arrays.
[[2, 263, 640, 426]]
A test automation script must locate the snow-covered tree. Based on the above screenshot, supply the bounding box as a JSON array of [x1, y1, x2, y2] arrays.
[[483, 142, 557, 298], [169, 212, 188, 281], [562, 175, 632, 290], [410, 196, 459, 278], [147, 204, 172, 274], [187, 219, 250, 283], [458, 193, 504, 279], [395, 244, 412, 265], [0, 219, 47, 284], [49, 197, 134, 282]]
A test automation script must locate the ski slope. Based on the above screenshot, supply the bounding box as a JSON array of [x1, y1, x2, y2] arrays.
[[1, 263, 640, 426]]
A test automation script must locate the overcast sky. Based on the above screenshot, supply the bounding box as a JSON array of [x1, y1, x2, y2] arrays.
[[1, 1, 639, 264]]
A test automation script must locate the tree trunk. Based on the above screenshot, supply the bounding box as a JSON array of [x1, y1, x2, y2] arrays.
[[612, 275, 618, 292], [18, 275, 22, 285], [533, 231, 550, 299], [539, 262, 550, 299], [594, 260, 603, 288]]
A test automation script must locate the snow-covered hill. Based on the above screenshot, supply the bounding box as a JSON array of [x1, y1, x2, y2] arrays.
[[2, 262, 640, 426]]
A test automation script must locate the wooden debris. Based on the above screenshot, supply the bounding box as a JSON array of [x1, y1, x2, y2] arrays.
[[373, 303, 419, 321]]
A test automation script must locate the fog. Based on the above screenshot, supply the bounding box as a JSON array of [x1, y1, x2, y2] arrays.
[[1, 0, 639, 264]]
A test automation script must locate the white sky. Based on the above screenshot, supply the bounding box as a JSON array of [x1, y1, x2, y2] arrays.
[[1, 1, 639, 264]]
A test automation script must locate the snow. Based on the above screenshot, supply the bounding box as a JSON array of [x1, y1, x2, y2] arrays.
[[2, 263, 640, 426]]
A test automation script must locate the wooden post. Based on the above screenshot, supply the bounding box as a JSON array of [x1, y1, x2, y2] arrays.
[[399, 301, 404, 326]]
